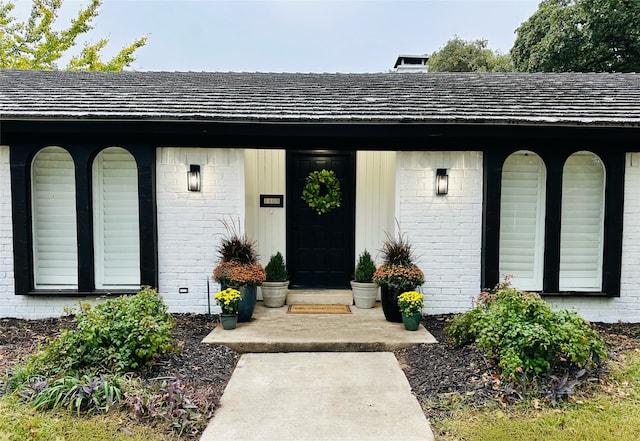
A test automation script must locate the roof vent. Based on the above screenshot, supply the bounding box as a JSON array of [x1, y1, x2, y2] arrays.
[[394, 54, 429, 73]]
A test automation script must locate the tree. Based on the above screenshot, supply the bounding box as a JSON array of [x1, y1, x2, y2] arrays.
[[428, 36, 513, 72], [0, 0, 147, 71], [512, 0, 640, 72]]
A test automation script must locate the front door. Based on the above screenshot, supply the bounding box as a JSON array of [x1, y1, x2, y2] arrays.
[[286, 150, 355, 288]]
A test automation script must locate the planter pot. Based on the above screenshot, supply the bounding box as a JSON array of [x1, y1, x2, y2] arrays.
[[402, 312, 422, 331], [261, 281, 289, 308], [350, 281, 378, 309], [380, 285, 415, 323], [222, 284, 257, 322], [220, 313, 238, 330]]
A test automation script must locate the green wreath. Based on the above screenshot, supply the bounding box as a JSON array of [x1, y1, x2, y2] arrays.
[[301, 169, 342, 215]]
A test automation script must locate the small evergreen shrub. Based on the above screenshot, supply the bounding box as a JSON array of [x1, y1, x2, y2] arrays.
[[264, 252, 288, 282], [447, 279, 607, 381], [353, 250, 376, 283], [12, 287, 175, 386]]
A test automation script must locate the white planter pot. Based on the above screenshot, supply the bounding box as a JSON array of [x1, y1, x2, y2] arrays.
[[261, 281, 289, 308], [350, 281, 378, 309]]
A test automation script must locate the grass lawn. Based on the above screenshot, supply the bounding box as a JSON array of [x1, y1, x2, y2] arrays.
[[0, 395, 175, 441], [435, 350, 640, 441]]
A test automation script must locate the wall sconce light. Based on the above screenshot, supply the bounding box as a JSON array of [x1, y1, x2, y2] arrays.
[[187, 164, 201, 192], [436, 168, 448, 195]]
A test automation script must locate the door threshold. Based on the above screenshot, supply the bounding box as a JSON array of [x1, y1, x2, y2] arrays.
[[286, 289, 353, 306]]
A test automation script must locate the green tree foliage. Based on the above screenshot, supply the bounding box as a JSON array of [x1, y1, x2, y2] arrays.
[[0, 0, 146, 70], [512, 0, 640, 72], [428, 36, 513, 72]]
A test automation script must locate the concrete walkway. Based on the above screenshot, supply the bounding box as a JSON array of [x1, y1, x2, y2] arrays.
[[201, 352, 434, 441], [200, 302, 436, 441]]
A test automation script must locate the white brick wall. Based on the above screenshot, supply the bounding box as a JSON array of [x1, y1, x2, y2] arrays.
[[2, 146, 639, 322], [156, 147, 244, 314], [0, 146, 14, 309], [396, 152, 484, 315], [546, 153, 640, 322]]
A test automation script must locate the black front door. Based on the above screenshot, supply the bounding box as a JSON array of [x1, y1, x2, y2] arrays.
[[286, 150, 355, 288]]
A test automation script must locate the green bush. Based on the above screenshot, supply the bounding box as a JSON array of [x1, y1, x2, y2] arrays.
[[11, 287, 175, 386], [353, 250, 376, 283], [265, 252, 288, 282], [447, 279, 607, 381]]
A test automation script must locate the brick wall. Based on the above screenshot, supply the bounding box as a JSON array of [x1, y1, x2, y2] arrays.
[[156, 147, 244, 314], [0, 146, 14, 309], [396, 151, 484, 315]]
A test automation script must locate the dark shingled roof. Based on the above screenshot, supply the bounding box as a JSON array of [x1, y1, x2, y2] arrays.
[[1, 69, 640, 127]]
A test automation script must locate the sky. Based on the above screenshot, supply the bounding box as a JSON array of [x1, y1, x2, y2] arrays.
[[12, 0, 541, 73]]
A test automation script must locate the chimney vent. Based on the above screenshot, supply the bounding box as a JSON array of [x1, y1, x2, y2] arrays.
[[394, 54, 429, 73]]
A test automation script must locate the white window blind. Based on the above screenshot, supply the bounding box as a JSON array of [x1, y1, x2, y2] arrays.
[[560, 152, 605, 291], [93, 147, 140, 288], [499, 151, 546, 290], [32, 147, 78, 288]]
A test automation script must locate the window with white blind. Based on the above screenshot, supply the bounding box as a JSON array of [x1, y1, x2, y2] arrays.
[[31, 147, 78, 288], [499, 151, 546, 291], [92, 147, 140, 288], [559, 152, 605, 291]]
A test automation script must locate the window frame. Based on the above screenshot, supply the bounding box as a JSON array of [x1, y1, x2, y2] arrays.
[[483, 147, 624, 297], [31, 146, 79, 289], [10, 142, 158, 296], [498, 150, 547, 291]]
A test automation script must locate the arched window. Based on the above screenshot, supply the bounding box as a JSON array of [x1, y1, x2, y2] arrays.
[[560, 152, 605, 291], [31, 147, 78, 288], [92, 147, 140, 288], [499, 151, 546, 290]]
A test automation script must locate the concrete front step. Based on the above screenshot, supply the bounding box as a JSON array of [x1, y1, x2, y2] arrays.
[[202, 302, 436, 352], [286, 289, 353, 305]]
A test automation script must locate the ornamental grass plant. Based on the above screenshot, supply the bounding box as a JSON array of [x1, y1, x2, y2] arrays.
[[373, 229, 425, 289], [213, 218, 265, 287]]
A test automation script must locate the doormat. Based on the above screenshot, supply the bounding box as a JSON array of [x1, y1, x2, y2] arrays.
[[287, 304, 352, 314]]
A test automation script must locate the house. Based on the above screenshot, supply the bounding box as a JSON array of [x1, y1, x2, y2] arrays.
[[0, 70, 639, 322]]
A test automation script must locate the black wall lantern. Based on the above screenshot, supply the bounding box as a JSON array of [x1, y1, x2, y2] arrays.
[[436, 168, 448, 195], [187, 164, 201, 192]]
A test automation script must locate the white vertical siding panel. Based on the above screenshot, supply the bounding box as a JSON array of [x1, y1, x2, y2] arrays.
[[356, 151, 396, 265], [244, 149, 286, 266]]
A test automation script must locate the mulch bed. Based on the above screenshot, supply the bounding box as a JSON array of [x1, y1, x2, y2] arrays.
[[1, 313, 639, 434]]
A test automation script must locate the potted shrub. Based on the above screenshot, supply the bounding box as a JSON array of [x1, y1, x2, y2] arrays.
[[261, 252, 289, 308], [397, 290, 424, 331], [350, 249, 378, 308], [213, 220, 266, 322], [373, 230, 425, 322]]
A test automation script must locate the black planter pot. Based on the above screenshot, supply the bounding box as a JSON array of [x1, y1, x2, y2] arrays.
[[380, 285, 415, 323], [222, 284, 257, 322]]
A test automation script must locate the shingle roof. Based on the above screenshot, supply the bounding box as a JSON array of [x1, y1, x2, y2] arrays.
[[1, 69, 639, 126]]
